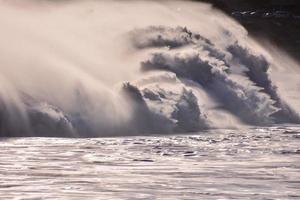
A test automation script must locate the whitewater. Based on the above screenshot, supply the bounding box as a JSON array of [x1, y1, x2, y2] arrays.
[[0, 1, 300, 199], [0, 0, 299, 137]]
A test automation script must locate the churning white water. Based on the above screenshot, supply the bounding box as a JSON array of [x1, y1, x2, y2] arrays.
[[0, 0, 299, 137], [0, 1, 300, 199]]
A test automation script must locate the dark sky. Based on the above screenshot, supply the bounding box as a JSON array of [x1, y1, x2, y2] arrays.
[[197, 0, 300, 13]]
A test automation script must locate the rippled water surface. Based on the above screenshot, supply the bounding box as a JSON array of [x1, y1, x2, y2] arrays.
[[0, 126, 299, 200]]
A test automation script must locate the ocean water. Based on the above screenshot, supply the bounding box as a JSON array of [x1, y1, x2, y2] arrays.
[[1, 126, 299, 200], [0, 0, 299, 137], [0, 1, 300, 199]]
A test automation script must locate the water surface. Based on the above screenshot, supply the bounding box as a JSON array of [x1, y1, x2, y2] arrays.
[[0, 126, 299, 199]]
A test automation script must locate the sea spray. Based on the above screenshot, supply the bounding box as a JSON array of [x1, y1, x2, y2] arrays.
[[0, 0, 299, 137]]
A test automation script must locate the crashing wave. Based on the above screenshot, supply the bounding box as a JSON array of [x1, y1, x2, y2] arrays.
[[0, 0, 299, 137], [135, 26, 284, 125]]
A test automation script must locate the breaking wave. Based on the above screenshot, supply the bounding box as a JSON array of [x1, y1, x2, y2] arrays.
[[0, 0, 299, 137]]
